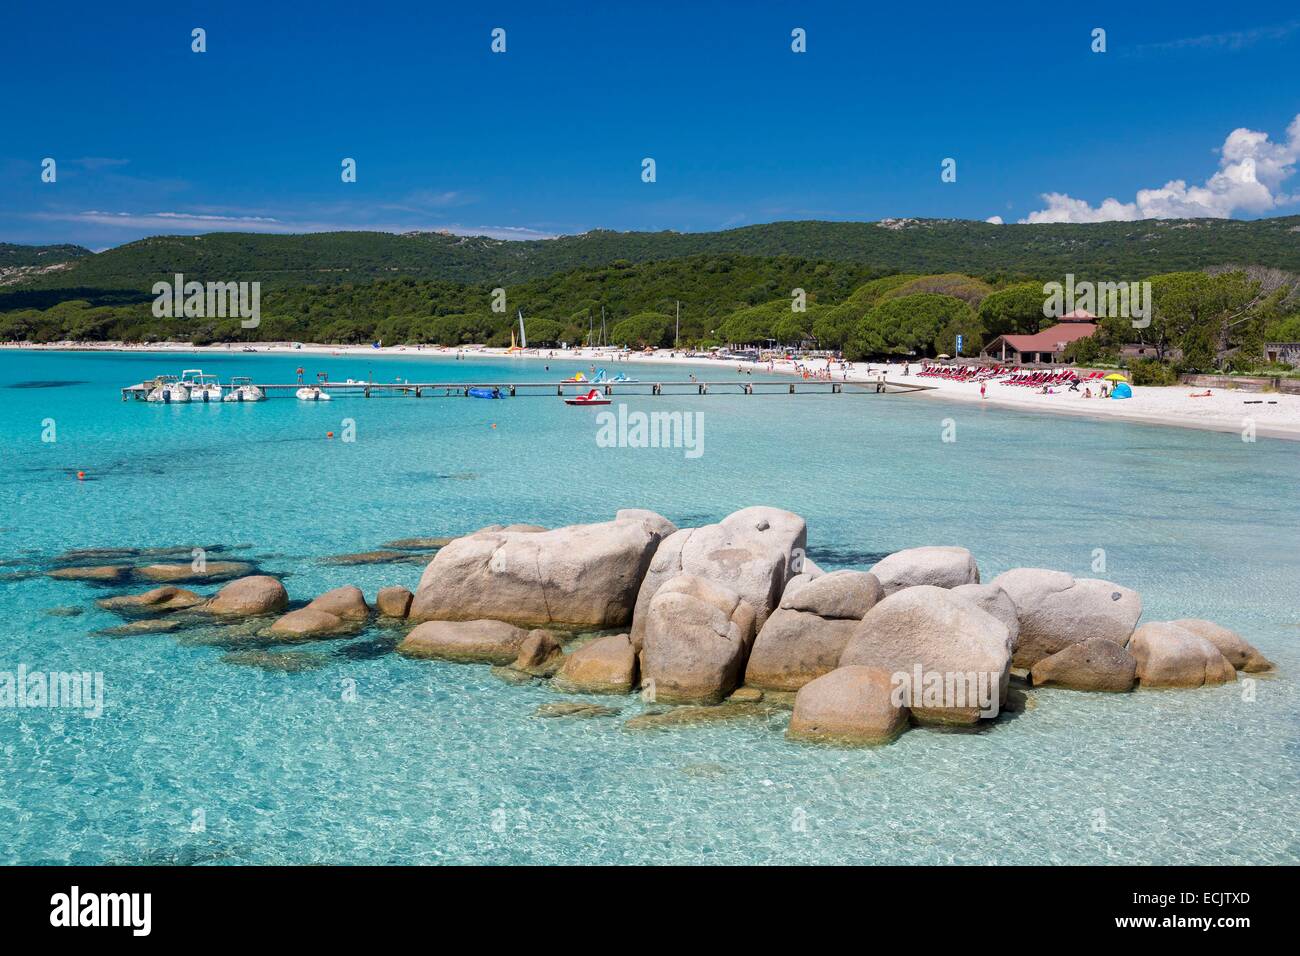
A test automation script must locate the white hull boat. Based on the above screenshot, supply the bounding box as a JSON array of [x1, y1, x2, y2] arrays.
[[223, 377, 265, 402], [179, 368, 221, 403], [145, 376, 189, 403], [296, 386, 331, 401], [147, 382, 191, 403], [191, 383, 222, 403]]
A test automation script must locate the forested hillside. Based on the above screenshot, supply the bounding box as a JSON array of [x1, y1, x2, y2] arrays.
[[5, 216, 1299, 306]]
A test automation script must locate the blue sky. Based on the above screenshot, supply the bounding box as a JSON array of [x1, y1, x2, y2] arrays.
[[2, 0, 1299, 248]]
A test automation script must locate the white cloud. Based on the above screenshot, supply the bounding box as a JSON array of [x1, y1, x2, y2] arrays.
[[1132, 20, 1300, 54], [1021, 114, 1300, 223], [984, 216, 1004, 225], [31, 209, 556, 241]]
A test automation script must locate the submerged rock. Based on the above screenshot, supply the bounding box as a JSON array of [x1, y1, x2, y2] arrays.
[[728, 686, 765, 703], [491, 665, 536, 685], [97, 586, 203, 615], [321, 550, 426, 566], [303, 585, 370, 621], [869, 546, 980, 596], [201, 576, 289, 617], [1030, 638, 1136, 692], [221, 650, 330, 672], [787, 666, 910, 745], [1128, 622, 1237, 688], [268, 607, 361, 640], [623, 701, 773, 730], [47, 565, 132, 583], [134, 561, 253, 584], [398, 619, 529, 664], [839, 585, 1011, 725], [53, 547, 140, 561], [408, 515, 666, 628], [534, 701, 621, 719], [375, 586, 414, 619], [1170, 619, 1273, 673], [44, 606, 84, 617], [511, 629, 565, 677], [640, 574, 757, 704], [553, 634, 639, 694], [381, 537, 457, 550], [990, 568, 1142, 668], [96, 619, 184, 637], [136, 544, 227, 558], [679, 762, 731, 778], [170, 616, 270, 648]]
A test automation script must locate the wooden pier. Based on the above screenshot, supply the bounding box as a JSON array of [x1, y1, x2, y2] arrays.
[[122, 378, 919, 400]]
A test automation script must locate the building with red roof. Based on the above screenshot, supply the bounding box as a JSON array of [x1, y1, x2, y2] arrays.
[[981, 314, 1098, 365]]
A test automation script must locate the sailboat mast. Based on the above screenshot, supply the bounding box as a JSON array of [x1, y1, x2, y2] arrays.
[[675, 300, 680, 348], [518, 309, 527, 349]]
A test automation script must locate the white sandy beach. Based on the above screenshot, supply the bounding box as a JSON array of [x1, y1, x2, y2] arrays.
[[6, 339, 1300, 440]]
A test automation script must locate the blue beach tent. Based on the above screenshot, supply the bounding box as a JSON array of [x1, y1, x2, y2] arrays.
[[1110, 382, 1133, 399]]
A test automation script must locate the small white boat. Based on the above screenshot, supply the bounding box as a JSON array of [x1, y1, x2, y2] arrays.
[[145, 375, 190, 403], [188, 373, 222, 403], [223, 376, 265, 402], [296, 386, 331, 401]]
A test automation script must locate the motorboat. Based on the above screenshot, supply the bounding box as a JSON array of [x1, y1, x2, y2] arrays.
[[564, 388, 611, 406], [467, 386, 503, 399], [187, 373, 222, 403], [296, 386, 331, 401], [145, 375, 189, 403], [178, 368, 218, 402], [223, 376, 265, 402]]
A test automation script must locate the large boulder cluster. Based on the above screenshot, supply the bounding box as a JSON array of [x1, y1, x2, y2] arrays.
[[69, 507, 1273, 746], [394, 506, 1274, 745]]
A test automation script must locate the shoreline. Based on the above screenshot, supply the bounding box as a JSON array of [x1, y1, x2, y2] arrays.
[[5, 339, 1300, 441]]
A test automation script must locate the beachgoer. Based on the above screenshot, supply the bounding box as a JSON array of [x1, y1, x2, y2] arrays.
[[980, 382, 986, 399]]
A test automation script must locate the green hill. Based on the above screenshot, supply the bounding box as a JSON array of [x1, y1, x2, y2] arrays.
[[0, 242, 91, 268], [5, 217, 1300, 310]]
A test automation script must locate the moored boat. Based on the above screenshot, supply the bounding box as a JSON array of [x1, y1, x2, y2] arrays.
[[296, 386, 331, 401], [188, 373, 223, 403], [145, 375, 189, 403], [223, 376, 265, 402], [564, 388, 611, 406]]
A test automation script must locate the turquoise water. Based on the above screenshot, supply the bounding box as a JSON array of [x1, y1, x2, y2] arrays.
[[1, 349, 1297, 865]]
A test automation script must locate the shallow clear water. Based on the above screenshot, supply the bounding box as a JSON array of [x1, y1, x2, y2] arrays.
[[1, 349, 1297, 865]]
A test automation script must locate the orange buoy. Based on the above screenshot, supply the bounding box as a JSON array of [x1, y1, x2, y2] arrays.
[[76, 471, 86, 480], [491, 423, 497, 429], [326, 431, 334, 439]]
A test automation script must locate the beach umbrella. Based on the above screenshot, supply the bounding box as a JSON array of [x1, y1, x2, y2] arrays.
[[936, 354, 951, 359], [1103, 373, 1128, 381]]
